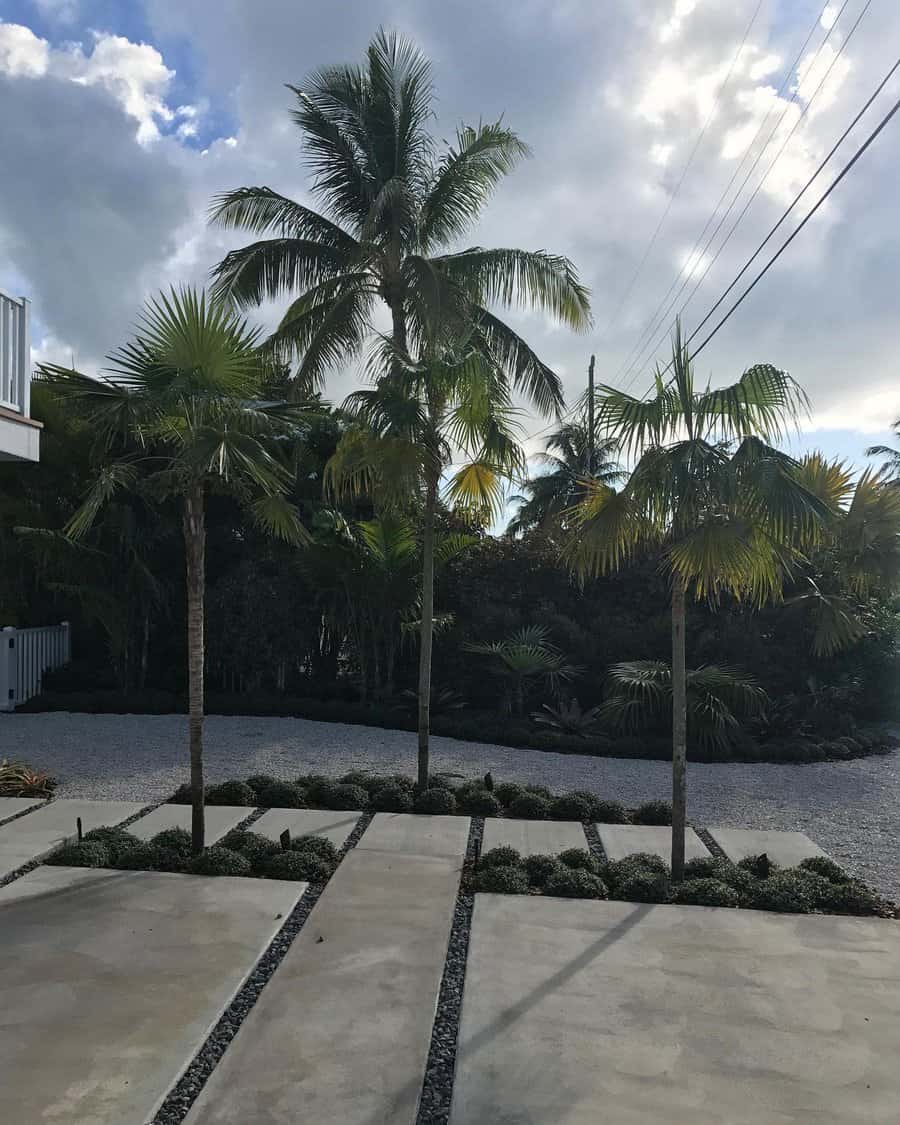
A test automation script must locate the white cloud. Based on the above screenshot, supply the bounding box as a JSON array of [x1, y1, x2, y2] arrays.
[[807, 384, 900, 435], [650, 142, 673, 166], [0, 23, 49, 76], [659, 0, 698, 44], [820, 4, 839, 31]]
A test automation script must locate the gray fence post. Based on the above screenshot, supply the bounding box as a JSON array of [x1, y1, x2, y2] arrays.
[[0, 627, 17, 713]]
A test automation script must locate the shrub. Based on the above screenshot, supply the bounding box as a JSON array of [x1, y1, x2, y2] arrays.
[[456, 787, 501, 816], [413, 787, 457, 815], [188, 847, 252, 877], [820, 879, 881, 915], [610, 869, 670, 903], [738, 853, 776, 880], [558, 848, 600, 874], [524, 853, 562, 888], [424, 773, 456, 791], [338, 770, 374, 790], [291, 835, 339, 864], [594, 800, 630, 825], [205, 780, 256, 807], [257, 781, 306, 809], [83, 827, 141, 861], [370, 774, 415, 795], [750, 870, 824, 913], [245, 773, 278, 797], [260, 850, 334, 882], [474, 864, 529, 894], [116, 843, 185, 872], [295, 772, 329, 792], [549, 793, 596, 822], [46, 840, 110, 867], [149, 827, 193, 858], [369, 782, 414, 813], [545, 867, 608, 899], [0, 759, 56, 797], [605, 852, 669, 888], [507, 793, 551, 820], [316, 782, 368, 811], [523, 783, 553, 799], [170, 783, 193, 805], [682, 856, 755, 901], [798, 856, 851, 884], [480, 846, 522, 870], [632, 799, 672, 826], [493, 782, 525, 807], [221, 830, 279, 866], [672, 878, 740, 907]]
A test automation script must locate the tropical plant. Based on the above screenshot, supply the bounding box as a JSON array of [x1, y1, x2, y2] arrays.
[[507, 419, 622, 536], [602, 661, 768, 750], [866, 420, 900, 480], [566, 321, 828, 877], [0, 759, 56, 797], [530, 697, 603, 736], [40, 288, 309, 851], [465, 624, 580, 715]]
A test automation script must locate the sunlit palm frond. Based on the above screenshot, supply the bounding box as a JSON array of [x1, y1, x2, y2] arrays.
[[247, 493, 311, 545], [472, 307, 564, 416], [565, 481, 651, 577]]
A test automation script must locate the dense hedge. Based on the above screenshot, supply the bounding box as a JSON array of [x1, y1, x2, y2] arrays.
[[17, 690, 897, 764]]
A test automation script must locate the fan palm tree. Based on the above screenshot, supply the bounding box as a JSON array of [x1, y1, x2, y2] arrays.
[[507, 418, 622, 536], [866, 421, 900, 480], [326, 329, 527, 785], [207, 29, 590, 402], [39, 288, 309, 852], [565, 322, 829, 878], [465, 625, 581, 715]]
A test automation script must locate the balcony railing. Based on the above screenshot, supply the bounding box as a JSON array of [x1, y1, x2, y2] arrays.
[[0, 289, 31, 417]]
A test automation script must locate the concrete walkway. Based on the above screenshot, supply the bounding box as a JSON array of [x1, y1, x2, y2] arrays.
[[0, 798, 143, 878]]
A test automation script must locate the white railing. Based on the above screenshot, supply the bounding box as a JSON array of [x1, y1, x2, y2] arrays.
[[0, 289, 31, 416], [0, 623, 70, 712]]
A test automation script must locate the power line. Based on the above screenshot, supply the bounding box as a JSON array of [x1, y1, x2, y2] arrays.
[[612, 0, 851, 390]]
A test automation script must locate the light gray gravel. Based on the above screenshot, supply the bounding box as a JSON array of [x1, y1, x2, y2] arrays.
[[2, 711, 898, 898]]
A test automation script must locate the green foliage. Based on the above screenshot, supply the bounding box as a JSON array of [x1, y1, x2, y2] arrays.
[[493, 781, 525, 807], [413, 787, 457, 814], [798, 856, 851, 884], [737, 853, 777, 880], [369, 781, 415, 812], [188, 847, 252, 877], [632, 799, 672, 826], [0, 759, 57, 797], [480, 846, 523, 870], [46, 840, 110, 867], [557, 848, 600, 873], [291, 835, 339, 864], [456, 786, 502, 816], [531, 698, 603, 737], [170, 784, 194, 805], [465, 626, 581, 715], [205, 780, 257, 806], [314, 782, 369, 810], [593, 799, 630, 825], [548, 790, 611, 822], [750, 870, 825, 913], [245, 774, 279, 797], [610, 868, 671, 903], [338, 770, 376, 791], [82, 826, 141, 861], [507, 792, 551, 819], [260, 850, 334, 882], [672, 878, 740, 907], [116, 842, 186, 872], [523, 853, 562, 888], [474, 864, 530, 894], [257, 781, 306, 809], [544, 867, 608, 899], [221, 830, 280, 866], [148, 827, 193, 858], [819, 879, 881, 915]]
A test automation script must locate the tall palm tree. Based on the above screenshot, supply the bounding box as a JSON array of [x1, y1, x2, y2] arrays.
[[507, 418, 622, 536], [207, 29, 590, 404], [566, 322, 828, 878], [40, 289, 309, 851], [866, 421, 900, 480], [326, 330, 527, 786]]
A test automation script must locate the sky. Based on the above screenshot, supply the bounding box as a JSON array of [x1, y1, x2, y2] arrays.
[[1, 0, 898, 470]]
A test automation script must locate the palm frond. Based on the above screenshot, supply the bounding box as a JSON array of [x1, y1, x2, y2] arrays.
[[472, 307, 564, 416], [207, 186, 358, 253], [247, 493, 311, 545]]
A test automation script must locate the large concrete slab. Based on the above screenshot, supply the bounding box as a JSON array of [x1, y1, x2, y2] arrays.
[[0, 798, 143, 878], [253, 807, 360, 849], [0, 796, 44, 823], [185, 848, 462, 1125], [597, 823, 710, 863], [0, 866, 303, 1125], [483, 817, 587, 858], [708, 827, 827, 867], [450, 895, 900, 1124], [356, 812, 471, 859], [131, 803, 248, 844]]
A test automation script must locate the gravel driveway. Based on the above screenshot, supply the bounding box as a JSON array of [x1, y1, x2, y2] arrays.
[[3, 711, 898, 898]]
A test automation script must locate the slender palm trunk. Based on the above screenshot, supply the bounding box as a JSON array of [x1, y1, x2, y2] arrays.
[[417, 472, 438, 790], [671, 571, 687, 881], [183, 482, 206, 854]]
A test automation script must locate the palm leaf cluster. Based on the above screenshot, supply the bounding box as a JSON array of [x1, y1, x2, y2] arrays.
[[465, 625, 581, 714]]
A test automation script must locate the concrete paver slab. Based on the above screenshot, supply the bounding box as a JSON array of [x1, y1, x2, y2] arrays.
[[483, 817, 587, 858], [450, 895, 900, 1124], [0, 798, 143, 878], [356, 812, 471, 859], [131, 803, 248, 844], [0, 866, 302, 1125], [185, 848, 462, 1125], [253, 807, 360, 849], [708, 827, 827, 867], [598, 823, 709, 863], [0, 796, 44, 823]]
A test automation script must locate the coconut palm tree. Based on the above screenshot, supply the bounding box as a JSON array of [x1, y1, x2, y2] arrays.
[[39, 289, 309, 851], [207, 29, 590, 403], [565, 322, 828, 878], [507, 418, 622, 536]]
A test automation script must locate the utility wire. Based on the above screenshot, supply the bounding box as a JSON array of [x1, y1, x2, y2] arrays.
[[612, 0, 851, 390]]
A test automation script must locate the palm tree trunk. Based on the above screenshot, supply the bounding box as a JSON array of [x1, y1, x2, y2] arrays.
[[183, 482, 206, 854], [417, 471, 438, 789], [671, 571, 687, 881]]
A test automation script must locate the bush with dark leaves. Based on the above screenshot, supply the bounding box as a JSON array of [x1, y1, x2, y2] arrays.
[[493, 782, 525, 808], [524, 853, 562, 887], [605, 852, 669, 887], [545, 867, 608, 899], [819, 879, 881, 915], [46, 840, 110, 867], [611, 868, 670, 903], [83, 827, 142, 861], [475, 864, 529, 894], [632, 800, 672, 826], [672, 878, 740, 907], [413, 787, 457, 815], [318, 782, 369, 811], [260, 850, 334, 882], [338, 770, 375, 791], [169, 783, 193, 805], [221, 829, 280, 866], [524, 783, 553, 799], [738, 853, 777, 880], [188, 847, 252, 877], [480, 846, 522, 870], [456, 786, 501, 816], [291, 835, 339, 864], [750, 870, 824, 913], [549, 793, 595, 822], [507, 793, 551, 820], [116, 842, 185, 872], [594, 799, 630, 825], [257, 781, 306, 809], [205, 780, 256, 806], [558, 848, 600, 874], [798, 856, 851, 884], [682, 857, 755, 902], [245, 774, 278, 797], [369, 781, 414, 813]]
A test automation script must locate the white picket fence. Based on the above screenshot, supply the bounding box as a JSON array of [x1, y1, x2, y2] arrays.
[[0, 623, 71, 712], [0, 289, 31, 416]]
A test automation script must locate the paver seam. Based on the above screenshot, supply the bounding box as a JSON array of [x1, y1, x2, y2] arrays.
[[415, 815, 484, 1125], [0, 796, 53, 828], [582, 821, 607, 862], [150, 810, 371, 1125], [694, 824, 729, 861]]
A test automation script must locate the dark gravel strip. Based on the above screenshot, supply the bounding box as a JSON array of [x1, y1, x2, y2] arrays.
[[0, 796, 52, 828], [0, 799, 162, 889], [415, 815, 483, 1125], [582, 821, 607, 862], [151, 810, 370, 1125], [694, 825, 729, 862], [227, 806, 265, 833]]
